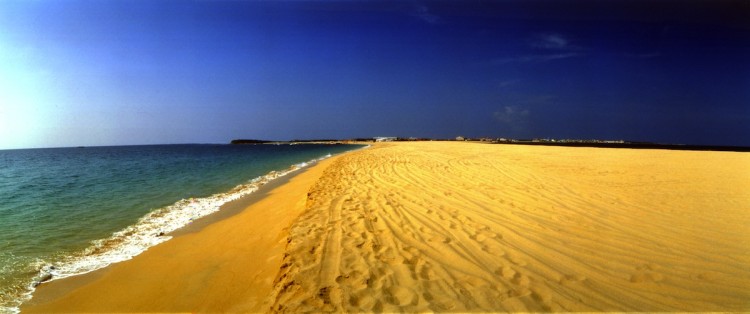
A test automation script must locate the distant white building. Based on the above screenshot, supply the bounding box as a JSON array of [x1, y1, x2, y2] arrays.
[[374, 137, 397, 142], [455, 136, 465, 141]]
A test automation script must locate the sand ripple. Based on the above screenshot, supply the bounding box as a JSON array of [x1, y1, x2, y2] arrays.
[[269, 142, 750, 312]]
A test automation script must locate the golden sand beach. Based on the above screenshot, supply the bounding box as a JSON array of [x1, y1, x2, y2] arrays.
[[23, 142, 750, 312]]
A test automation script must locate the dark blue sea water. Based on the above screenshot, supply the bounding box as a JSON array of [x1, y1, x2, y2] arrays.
[[0, 144, 363, 312]]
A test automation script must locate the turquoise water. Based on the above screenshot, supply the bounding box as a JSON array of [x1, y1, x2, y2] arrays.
[[0, 144, 362, 312]]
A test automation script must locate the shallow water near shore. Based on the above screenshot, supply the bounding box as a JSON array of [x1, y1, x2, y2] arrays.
[[0, 143, 362, 313]]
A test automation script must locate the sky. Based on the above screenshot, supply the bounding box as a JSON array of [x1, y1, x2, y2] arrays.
[[0, 0, 748, 149]]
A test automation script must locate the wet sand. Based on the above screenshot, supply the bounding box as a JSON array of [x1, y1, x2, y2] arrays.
[[24, 142, 750, 312], [22, 152, 347, 313]]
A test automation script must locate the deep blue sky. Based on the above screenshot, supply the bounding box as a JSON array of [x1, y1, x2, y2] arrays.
[[1, 0, 748, 149]]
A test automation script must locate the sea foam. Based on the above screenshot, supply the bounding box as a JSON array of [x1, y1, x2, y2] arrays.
[[6, 153, 335, 314]]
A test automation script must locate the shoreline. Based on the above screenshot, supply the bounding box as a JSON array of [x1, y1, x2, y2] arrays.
[[20, 148, 360, 313], [21, 142, 750, 312]]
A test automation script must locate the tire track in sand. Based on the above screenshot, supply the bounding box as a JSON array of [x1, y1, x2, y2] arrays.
[[268, 142, 750, 312]]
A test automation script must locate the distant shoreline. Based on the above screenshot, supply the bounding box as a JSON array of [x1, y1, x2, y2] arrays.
[[489, 141, 750, 153], [229, 138, 750, 153], [230, 139, 363, 145]]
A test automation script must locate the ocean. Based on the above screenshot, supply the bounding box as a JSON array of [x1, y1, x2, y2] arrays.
[[0, 143, 363, 313]]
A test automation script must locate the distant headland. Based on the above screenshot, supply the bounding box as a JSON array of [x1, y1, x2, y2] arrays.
[[230, 139, 347, 145]]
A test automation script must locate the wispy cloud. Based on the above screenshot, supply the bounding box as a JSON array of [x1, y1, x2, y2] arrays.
[[493, 106, 530, 126], [413, 5, 439, 24], [531, 33, 570, 50], [491, 32, 585, 65], [491, 52, 582, 65]]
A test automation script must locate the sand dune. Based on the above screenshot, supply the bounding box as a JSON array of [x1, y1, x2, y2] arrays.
[[268, 142, 750, 312]]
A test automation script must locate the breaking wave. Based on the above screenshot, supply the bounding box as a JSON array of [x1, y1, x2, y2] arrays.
[[4, 153, 336, 314]]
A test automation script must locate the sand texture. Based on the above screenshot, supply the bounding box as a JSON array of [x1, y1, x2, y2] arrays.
[[22, 155, 344, 313], [22, 142, 750, 312], [269, 142, 750, 312]]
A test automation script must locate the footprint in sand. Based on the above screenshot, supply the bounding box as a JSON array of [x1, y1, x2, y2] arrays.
[[559, 274, 586, 285], [629, 272, 664, 283], [630, 263, 664, 283], [427, 234, 444, 243], [471, 230, 500, 243], [429, 298, 457, 311], [423, 291, 435, 302], [495, 266, 516, 280], [385, 285, 417, 306], [511, 272, 530, 286], [459, 276, 485, 289], [404, 245, 419, 255], [530, 287, 555, 311], [419, 264, 436, 280], [344, 273, 369, 291], [506, 253, 528, 266], [635, 263, 661, 271], [495, 267, 532, 298], [350, 289, 377, 309], [366, 274, 385, 290], [509, 286, 531, 298], [481, 242, 505, 255]]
